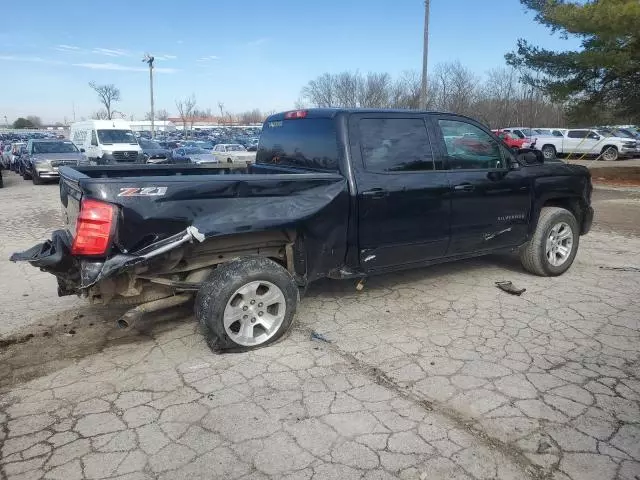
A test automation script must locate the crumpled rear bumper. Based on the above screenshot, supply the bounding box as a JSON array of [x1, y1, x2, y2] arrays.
[[10, 227, 205, 297], [10, 230, 81, 296]]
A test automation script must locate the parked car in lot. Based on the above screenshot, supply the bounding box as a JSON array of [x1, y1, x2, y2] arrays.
[[172, 147, 219, 164], [533, 128, 565, 137], [71, 120, 144, 165], [212, 143, 256, 163], [8, 143, 27, 172], [139, 139, 172, 164], [492, 130, 530, 150], [1, 144, 12, 169], [12, 108, 594, 352], [20, 139, 84, 184], [537, 128, 638, 161]]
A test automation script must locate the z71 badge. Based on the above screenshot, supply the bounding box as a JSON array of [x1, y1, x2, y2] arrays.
[[118, 187, 168, 197]]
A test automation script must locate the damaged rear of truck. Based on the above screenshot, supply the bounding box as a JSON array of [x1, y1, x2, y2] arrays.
[[11, 159, 352, 350]]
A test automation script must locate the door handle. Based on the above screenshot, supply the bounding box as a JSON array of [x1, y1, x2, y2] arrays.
[[453, 183, 475, 192], [361, 188, 389, 199]]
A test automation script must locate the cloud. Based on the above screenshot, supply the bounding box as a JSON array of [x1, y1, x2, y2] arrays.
[[55, 44, 81, 52], [72, 62, 178, 73], [92, 48, 131, 57], [197, 55, 220, 62], [154, 54, 177, 61], [0, 55, 64, 65], [247, 38, 269, 47]]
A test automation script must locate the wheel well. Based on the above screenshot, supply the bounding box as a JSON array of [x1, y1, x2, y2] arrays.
[[543, 198, 582, 223], [542, 144, 556, 151], [601, 144, 617, 152]]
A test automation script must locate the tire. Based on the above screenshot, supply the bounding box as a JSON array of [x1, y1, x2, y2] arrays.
[[541, 145, 556, 161], [0, 173, 3, 188], [601, 146, 618, 161], [520, 206, 579, 276], [195, 256, 298, 352], [227, 157, 232, 163], [22, 168, 32, 180], [32, 172, 43, 185]]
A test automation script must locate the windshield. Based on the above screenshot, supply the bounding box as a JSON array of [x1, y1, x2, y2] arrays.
[[183, 148, 209, 155], [519, 128, 536, 137], [32, 141, 78, 154], [97, 129, 138, 145], [196, 142, 214, 149], [227, 144, 246, 151], [140, 140, 162, 149]]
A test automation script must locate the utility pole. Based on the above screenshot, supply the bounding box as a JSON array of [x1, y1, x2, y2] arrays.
[[142, 54, 155, 138], [420, 0, 430, 110]]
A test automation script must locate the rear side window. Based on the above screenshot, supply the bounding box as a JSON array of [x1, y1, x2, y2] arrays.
[[257, 118, 339, 171], [359, 118, 436, 172], [567, 130, 588, 139]]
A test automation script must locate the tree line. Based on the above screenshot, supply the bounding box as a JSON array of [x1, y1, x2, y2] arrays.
[[298, 63, 567, 129]]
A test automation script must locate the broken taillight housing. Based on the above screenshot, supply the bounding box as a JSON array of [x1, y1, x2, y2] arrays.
[[71, 199, 116, 256]]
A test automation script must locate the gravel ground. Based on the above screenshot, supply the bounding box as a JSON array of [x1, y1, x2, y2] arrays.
[[0, 171, 639, 480]]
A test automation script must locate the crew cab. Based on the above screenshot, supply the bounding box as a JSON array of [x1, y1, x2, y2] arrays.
[[12, 109, 594, 352], [537, 128, 639, 161]]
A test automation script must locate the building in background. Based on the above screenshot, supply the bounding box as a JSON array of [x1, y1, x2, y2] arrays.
[[129, 120, 177, 133]]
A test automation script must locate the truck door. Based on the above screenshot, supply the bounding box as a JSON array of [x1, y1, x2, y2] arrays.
[[565, 130, 597, 155], [349, 113, 451, 271], [433, 116, 531, 255]]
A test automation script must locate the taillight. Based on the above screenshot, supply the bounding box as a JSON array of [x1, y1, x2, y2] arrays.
[[71, 199, 116, 256], [284, 110, 308, 119]]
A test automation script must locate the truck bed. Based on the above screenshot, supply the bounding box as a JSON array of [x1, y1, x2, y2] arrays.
[[58, 164, 350, 269]]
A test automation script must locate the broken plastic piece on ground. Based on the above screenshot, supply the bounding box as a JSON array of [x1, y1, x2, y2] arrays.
[[356, 279, 366, 291], [599, 265, 640, 273], [495, 280, 526, 296], [310, 331, 331, 343]]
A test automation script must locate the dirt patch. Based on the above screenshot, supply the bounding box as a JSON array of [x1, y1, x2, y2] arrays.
[[589, 166, 640, 187], [0, 304, 194, 390]]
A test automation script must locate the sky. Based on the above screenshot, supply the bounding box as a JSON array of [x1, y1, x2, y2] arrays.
[[0, 0, 582, 124]]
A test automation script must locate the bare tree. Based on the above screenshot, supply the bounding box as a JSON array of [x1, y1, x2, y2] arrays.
[[89, 82, 121, 120], [144, 112, 155, 121], [92, 110, 109, 120], [156, 109, 169, 122], [300, 65, 566, 128], [217, 102, 225, 126], [26, 115, 42, 128], [175, 95, 196, 138]]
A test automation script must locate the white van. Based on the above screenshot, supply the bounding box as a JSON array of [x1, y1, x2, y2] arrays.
[[70, 120, 143, 165]]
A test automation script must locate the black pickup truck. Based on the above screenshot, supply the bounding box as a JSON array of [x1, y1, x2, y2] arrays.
[[12, 109, 593, 351]]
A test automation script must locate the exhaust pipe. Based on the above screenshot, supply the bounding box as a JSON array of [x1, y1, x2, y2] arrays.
[[116, 294, 193, 329]]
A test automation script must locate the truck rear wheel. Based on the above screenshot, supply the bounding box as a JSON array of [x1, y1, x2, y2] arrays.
[[520, 206, 579, 276], [195, 256, 298, 352]]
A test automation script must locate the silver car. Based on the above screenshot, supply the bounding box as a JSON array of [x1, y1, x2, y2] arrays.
[[23, 140, 84, 184]]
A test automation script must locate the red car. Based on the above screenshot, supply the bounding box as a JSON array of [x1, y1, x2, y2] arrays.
[[492, 130, 527, 149]]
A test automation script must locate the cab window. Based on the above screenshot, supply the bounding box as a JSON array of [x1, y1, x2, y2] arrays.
[[438, 119, 505, 170]]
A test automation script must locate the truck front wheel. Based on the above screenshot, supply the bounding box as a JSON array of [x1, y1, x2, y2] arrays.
[[195, 256, 299, 352], [519, 206, 579, 276], [541, 145, 556, 160]]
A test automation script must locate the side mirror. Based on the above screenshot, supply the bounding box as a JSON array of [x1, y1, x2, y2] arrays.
[[80, 148, 85, 153], [516, 149, 544, 166]]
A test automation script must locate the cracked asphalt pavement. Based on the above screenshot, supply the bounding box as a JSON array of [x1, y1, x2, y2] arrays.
[[1, 172, 639, 480]]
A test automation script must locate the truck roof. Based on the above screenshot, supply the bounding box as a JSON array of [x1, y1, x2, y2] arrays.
[[265, 108, 456, 122], [71, 119, 132, 129]]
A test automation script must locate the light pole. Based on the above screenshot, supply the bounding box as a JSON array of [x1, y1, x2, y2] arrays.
[[142, 54, 155, 138], [420, 0, 430, 110], [4, 115, 8, 128]]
